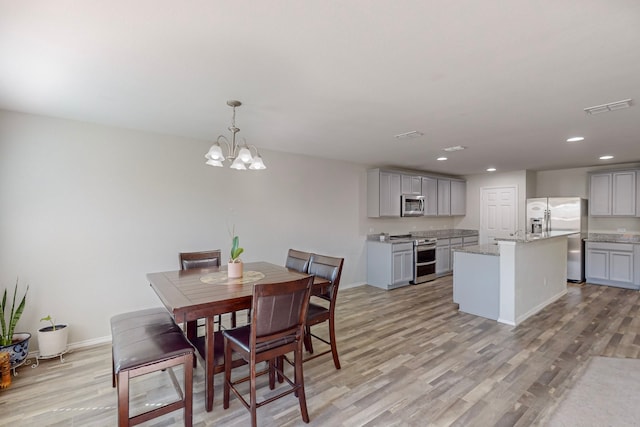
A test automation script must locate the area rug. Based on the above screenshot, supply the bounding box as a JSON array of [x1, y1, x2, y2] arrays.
[[546, 356, 640, 426]]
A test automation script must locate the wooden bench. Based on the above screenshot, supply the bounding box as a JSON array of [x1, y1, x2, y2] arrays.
[[111, 308, 194, 427]]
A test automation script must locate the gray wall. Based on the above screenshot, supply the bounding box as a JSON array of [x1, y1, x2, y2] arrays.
[[0, 110, 369, 348]]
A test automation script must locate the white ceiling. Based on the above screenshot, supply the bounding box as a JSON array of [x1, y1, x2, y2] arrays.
[[1, 1, 640, 175]]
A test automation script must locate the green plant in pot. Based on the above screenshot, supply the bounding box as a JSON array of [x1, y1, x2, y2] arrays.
[[0, 278, 31, 369], [38, 315, 69, 358], [228, 227, 244, 279]]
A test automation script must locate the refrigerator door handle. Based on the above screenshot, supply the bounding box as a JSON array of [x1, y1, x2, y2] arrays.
[[545, 209, 549, 232]]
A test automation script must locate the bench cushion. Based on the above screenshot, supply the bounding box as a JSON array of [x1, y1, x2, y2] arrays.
[[111, 308, 193, 373]]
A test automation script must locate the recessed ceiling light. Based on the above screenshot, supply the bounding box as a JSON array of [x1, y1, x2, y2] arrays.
[[443, 145, 467, 152], [584, 99, 633, 115], [437, 156, 448, 161], [486, 167, 496, 172], [394, 131, 424, 139], [566, 136, 584, 142], [599, 155, 614, 160]]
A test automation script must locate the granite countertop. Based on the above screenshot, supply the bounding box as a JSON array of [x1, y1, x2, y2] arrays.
[[414, 229, 479, 238], [453, 244, 500, 256], [584, 233, 640, 244], [495, 230, 579, 243], [367, 229, 479, 243]]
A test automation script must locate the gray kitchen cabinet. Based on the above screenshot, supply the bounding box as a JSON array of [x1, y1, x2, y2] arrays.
[[367, 169, 401, 217], [436, 238, 450, 275], [436, 234, 478, 276], [367, 241, 414, 289], [402, 175, 422, 195], [635, 245, 640, 285], [437, 179, 451, 216], [449, 237, 463, 270], [422, 176, 438, 216], [589, 170, 637, 217], [368, 168, 466, 218], [586, 242, 637, 289], [463, 235, 479, 247], [613, 171, 636, 216], [450, 180, 466, 216], [393, 244, 415, 284]]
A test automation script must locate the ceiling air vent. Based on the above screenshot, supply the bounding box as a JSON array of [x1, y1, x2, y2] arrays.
[[443, 145, 467, 152], [394, 131, 424, 139], [584, 99, 633, 115]]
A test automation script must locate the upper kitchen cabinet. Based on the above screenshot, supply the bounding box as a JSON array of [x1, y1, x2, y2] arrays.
[[450, 179, 467, 216], [437, 179, 451, 216], [436, 178, 466, 216], [589, 170, 638, 217], [367, 168, 466, 218], [402, 174, 422, 195], [367, 168, 401, 217], [422, 177, 438, 216]]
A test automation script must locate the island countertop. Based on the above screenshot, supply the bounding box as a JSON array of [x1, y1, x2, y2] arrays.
[[453, 244, 500, 256], [495, 230, 580, 243]]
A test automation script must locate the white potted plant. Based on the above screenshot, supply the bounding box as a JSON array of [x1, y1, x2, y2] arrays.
[[0, 278, 30, 370], [228, 227, 244, 278], [37, 315, 68, 358]]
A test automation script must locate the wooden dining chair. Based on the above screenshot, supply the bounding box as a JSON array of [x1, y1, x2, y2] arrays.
[[303, 254, 344, 369], [179, 250, 236, 338], [179, 249, 222, 271], [285, 249, 312, 273], [223, 276, 314, 427]]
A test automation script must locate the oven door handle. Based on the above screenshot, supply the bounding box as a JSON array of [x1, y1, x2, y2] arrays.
[[415, 245, 436, 251]]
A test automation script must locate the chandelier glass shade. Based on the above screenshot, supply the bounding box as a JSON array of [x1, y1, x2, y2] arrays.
[[204, 100, 266, 170]]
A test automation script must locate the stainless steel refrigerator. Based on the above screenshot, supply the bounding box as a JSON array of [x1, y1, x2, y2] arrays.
[[526, 197, 588, 282]]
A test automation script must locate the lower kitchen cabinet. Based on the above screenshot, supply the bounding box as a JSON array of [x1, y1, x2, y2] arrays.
[[586, 242, 638, 289], [367, 241, 414, 290], [436, 234, 479, 276], [436, 239, 450, 275]]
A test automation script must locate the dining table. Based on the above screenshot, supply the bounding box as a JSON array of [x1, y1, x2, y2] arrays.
[[147, 261, 329, 412]]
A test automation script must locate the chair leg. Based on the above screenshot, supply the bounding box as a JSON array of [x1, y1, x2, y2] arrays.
[[268, 359, 276, 390], [223, 342, 232, 409], [304, 325, 313, 353], [184, 353, 194, 427], [186, 321, 198, 368], [116, 371, 129, 427], [328, 317, 341, 370], [295, 346, 310, 423], [250, 357, 258, 427], [277, 356, 284, 383], [111, 347, 116, 388]]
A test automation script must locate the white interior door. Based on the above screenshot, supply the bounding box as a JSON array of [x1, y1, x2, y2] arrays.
[[480, 186, 517, 244]]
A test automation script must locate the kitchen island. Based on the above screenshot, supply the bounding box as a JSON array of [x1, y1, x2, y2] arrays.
[[453, 232, 572, 326]]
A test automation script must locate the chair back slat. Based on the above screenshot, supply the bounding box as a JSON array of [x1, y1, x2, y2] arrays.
[[251, 277, 314, 346], [285, 249, 312, 273], [179, 250, 222, 270], [308, 254, 344, 301]]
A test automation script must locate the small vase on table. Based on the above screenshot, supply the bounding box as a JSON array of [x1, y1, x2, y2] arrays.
[[228, 261, 243, 279]]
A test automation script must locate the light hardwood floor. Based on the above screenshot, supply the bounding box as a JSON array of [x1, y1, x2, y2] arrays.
[[2, 276, 639, 426]]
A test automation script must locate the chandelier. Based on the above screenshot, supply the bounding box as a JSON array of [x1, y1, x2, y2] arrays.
[[204, 100, 266, 170]]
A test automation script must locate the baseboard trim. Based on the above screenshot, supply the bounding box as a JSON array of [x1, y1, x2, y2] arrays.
[[28, 335, 111, 359]]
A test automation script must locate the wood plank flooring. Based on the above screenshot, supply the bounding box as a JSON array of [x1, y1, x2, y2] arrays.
[[2, 276, 639, 426]]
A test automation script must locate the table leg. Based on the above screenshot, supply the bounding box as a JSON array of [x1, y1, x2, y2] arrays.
[[205, 316, 215, 412]]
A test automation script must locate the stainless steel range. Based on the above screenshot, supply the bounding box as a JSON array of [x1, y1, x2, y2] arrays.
[[412, 238, 437, 284]]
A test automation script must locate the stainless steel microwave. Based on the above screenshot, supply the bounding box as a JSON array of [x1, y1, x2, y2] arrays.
[[401, 194, 425, 217]]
